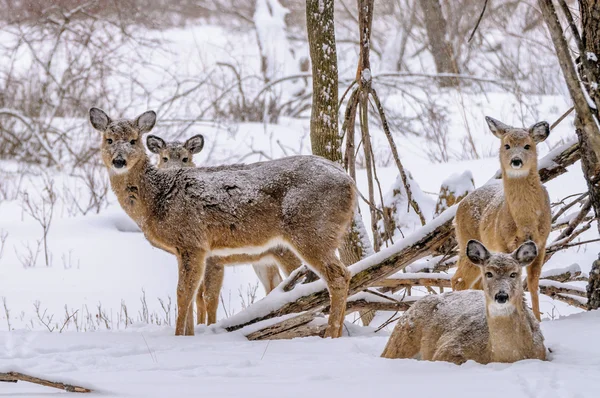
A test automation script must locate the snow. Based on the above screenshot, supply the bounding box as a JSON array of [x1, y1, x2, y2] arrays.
[[540, 263, 582, 279], [2, 311, 600, 397]]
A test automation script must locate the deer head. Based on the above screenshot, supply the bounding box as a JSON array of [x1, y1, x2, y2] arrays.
[[146, 134, 204, 169], [485, 116, 550, 179], [466, 239, 538, 317], [89, 108, 156, 175]]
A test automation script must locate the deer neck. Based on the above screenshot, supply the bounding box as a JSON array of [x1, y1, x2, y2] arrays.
[[501, 164, 544, 225], [109, 157, 156, 228], [486, 296, 535, 362]]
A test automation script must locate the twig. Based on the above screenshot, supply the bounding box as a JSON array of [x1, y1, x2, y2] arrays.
[[468, 0, 489, 42], [0, 372, 91, 393]]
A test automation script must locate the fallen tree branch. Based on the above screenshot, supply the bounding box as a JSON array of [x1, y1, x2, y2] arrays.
[[0, 372, 91, 393], [539, 280, 587, 298]]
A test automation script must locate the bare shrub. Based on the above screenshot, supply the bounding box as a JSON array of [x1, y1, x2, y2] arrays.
[[21, 177, 57, 267]]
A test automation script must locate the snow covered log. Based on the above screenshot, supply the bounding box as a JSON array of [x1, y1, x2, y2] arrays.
[[434, 171, 474, 216], [223, 140, 582, 337]]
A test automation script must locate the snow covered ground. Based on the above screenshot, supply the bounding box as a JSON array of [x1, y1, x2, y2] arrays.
[[1, 310, 600, 397]]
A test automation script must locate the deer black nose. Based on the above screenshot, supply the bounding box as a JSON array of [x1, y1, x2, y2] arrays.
[[511, 158, 523, 168], [495, 292, 509, 304], [112, 158, 127, 168]]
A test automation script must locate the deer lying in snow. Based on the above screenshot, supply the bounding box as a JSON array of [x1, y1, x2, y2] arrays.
[[90, 108, 356, 337], [451, 117, 552, 321], [382, 240, 546, 364], [146, 134, 302, 325]]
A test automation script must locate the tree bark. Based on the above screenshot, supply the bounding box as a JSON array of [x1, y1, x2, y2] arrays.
[[418, 0, 460, 87], [539, 0, 600, 309], [306, 0, 341, 161], [306, 0, 373, 268], [578, 0, 600, 310]]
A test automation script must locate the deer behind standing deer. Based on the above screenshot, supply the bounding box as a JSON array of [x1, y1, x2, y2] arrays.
[[146, 134, 302, 325], [90, 108, 356, 337], [451, 117, 552, 321], [382, 239, 546, 364]]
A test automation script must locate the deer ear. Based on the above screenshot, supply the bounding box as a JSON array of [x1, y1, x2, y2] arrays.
[[184, 134, 205, 154], [485, 116, 511, 139], [146, 135, 165, 154], [466, 240, 490, 266], [134, 110, 157, 134], [513, 241, 538, 266], [530, 121, 550, 143], [89, 108, 111, 131]]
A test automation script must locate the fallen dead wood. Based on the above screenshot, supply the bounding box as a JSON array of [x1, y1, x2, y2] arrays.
[[375, 274, 452, 292], [539, 280, 587, 298], [0, 372, 91, 393], [541, 292, 588, 310], [224, 139, 582, 337], [247, 296, 415, 340]]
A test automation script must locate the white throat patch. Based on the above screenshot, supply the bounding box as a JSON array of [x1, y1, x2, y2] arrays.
[[505, 169, 529, 179], [109, 167, 129, 176], [487, 302, 516, 318]]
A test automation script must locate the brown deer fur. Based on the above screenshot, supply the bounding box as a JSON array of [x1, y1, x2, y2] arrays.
[[382, 240, 546, 364], [451, 117, 551, 321], [90, 108, 355, 337], [147, 134, 302, 325]]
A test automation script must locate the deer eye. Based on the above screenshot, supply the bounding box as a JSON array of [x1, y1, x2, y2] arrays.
[[510, 272, 518, 278], [106, 138, 113, 145], [485, 272, 493, 278], [504, 144, 510, 150], [162, 157, 168, 163], [130, 140, 137, 145], [524, 144, 531, 150], [182, 158, 189, 163]]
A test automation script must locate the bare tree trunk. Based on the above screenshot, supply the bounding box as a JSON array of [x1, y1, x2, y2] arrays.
[[578, 0, 600, 309], [306, 0, 374, 324], [539, 0, 600, 309], [306, 0, 342, 161], [418, 0, 460, 87]]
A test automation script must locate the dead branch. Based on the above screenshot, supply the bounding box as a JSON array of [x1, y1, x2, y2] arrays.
[[0, 372, 91, 393], [546, 293, 588, 310], [539, 280, 587, 298]]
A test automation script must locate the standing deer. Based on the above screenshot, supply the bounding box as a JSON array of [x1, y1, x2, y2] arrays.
[[382, 240, 546, 364], [90, 108, 355, 337], [146, 134, 302, 325], [451, 117, 551, 321]]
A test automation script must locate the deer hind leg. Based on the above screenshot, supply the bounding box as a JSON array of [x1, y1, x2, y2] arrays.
[[252, 263, 283, 294], [175, 250, 206, 336], [527, 253, 544, 321], [203, 258, 224, 325], [294, 246, 350, 338], [381, 317, 421, 359], [196, 282, 207, 325], [452, 255, 482, 291], [273, 249, 303, 277]]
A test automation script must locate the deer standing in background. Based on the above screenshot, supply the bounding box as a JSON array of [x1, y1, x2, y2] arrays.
[[382, 240, 546, 364], [451, 117, 551, 321], [146, 134, 302, 325], [90, 108, 356, 337]]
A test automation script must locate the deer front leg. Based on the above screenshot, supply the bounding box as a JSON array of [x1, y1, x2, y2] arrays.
[[175, 250, 206, 336], [527, 251, 544, 321]]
